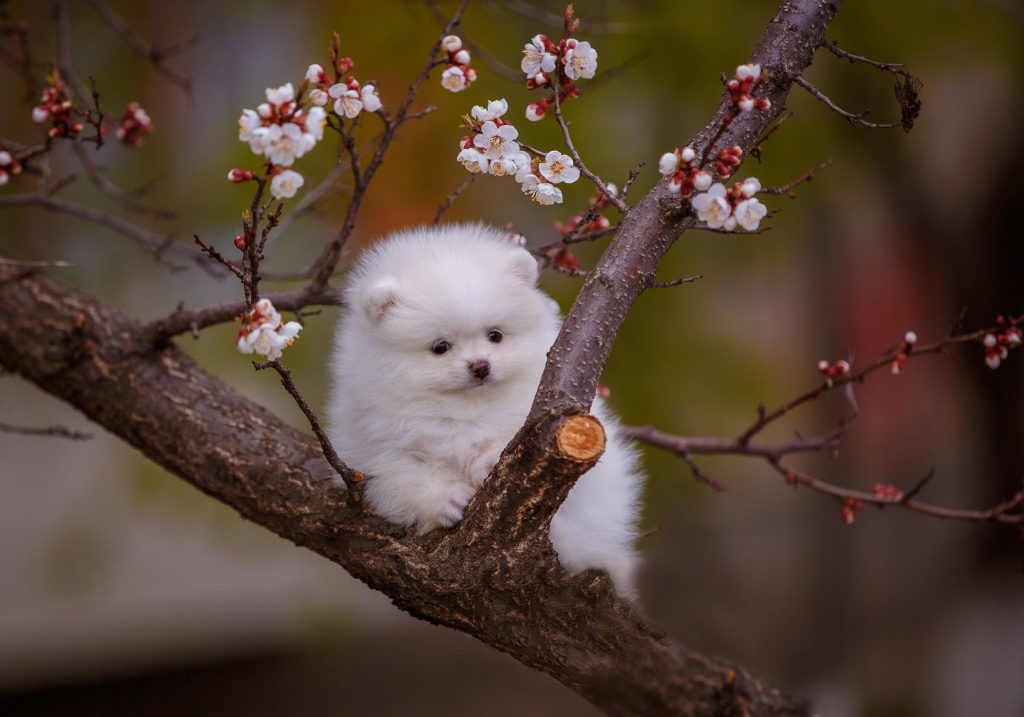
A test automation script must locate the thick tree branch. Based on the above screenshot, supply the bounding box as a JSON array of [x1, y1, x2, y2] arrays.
[[0, 270, 809, 716]]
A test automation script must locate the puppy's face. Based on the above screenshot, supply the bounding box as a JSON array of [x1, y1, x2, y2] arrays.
[[355, 246, 556, 401]]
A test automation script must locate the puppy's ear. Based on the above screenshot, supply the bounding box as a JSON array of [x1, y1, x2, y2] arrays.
[[362, 277, 399, 322], [508, 249, 539, 286]]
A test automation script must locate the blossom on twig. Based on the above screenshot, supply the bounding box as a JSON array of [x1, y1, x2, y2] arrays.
[[236, 299, 303, 360]]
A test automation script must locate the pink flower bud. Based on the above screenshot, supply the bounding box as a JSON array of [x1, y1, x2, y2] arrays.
[[453, 49, 471, 65], [679, 146, 696, 164], [525, 102, 546, 121], [904, 330, 918, 346], [983, 333, 997, 348], [441, 35, 462, 52], [227, 168, 254, 183]]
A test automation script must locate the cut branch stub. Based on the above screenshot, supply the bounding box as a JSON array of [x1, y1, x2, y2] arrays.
[[556, 413, 605, 462]]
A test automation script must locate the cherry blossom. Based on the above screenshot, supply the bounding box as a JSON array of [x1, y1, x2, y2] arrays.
[[441, 35, 462, 53], [473, 121, 519, 160], [471, 99, 509, 122], [691, 183, 732, 228], [538, 150, 580, 184], [266, 83, 295, 107], [308, 88, 329, 107], [457, 147, 489, 174], [270, 169, 305, 199], [563, 39, 597, 80], [522, 35, 557, 79], [360, 85, 382, 113], [306, 64, 328, 84], [441, 65, 467, 93], [521, 174, 563, 205], [304, 106, 326, 141], [734, 198, 767, 230], [329, 82, 363, 118]]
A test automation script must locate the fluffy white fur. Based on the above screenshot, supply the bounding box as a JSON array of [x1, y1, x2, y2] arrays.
[[326, 224, 643, 596]]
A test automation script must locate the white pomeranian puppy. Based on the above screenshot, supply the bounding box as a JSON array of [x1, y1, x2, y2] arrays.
[[327, 224, 643, 596]]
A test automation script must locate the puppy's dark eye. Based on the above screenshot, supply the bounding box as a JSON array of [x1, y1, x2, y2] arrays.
[[431, 341, 451, 355], [487, 330, 503, 344]]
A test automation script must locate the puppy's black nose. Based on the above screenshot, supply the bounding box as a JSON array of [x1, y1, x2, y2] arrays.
[[468, 360, 490, 380]]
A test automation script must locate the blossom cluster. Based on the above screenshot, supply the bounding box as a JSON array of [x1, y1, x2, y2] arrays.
[[455, 98, 580, 205], [981, 316, 1021, 369], [889, 330, 918, 374], [817, 358, 851, 386], [236, 81, 324, 199], [0, 150, 21, 186], [439, 35, 477, 93], [691, 178, 768, 232], [521, 15, 598, 122], [723, 63, 771, 124], [304, 63, 382, 119], [31, 73, 83, 139], [841, 497, 863, 525], [658, 146, 713, 198], [236, 299, 303, 361], [115, 102, 153, 148]]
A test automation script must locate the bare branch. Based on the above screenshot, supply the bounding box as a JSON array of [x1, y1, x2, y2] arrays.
[[70, 143, 177, 219], [649, 274, 703, 289], [0, 186, 175, 258], [0, 420, 91, 440], [83, 0, 194, 101], [823, 39, 905, 73], [551, 85, 629, 215], [433, 173, 477, 225], [262, 359, 364, 498], [762, 160, 831, 198], [794, 76, 899, 129]]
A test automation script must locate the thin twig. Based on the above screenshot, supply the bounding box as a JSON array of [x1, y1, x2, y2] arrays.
[[263, 360, 364, 500], [70, 143, 177, 219], [433, 173, 477, 225], [762, 160, 831, 198], [0, 421, 91, 440], [193, 234, 243, 279], [794, 76, 899, 129], [823, 39, 905, 73], [0, 257, 72, 269], [551, 80, 629, 215], [83, 0, 194, 101], [649, 274, 703, 289]]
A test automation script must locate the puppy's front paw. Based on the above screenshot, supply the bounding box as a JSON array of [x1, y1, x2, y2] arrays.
[[469, 450, 501, 487], [418, 482, 478, 533]]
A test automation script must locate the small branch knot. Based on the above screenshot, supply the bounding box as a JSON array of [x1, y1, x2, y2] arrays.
[[556, 414, 606, 462]]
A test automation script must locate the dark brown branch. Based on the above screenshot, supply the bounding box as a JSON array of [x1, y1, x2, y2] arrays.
[[0, 420, 91, 440], [193, 234, 242, 279], [0, 270, 809, 716], [83, 0, 194, 101], [794, 76, 899, 129], [263, 163, 348, 248]]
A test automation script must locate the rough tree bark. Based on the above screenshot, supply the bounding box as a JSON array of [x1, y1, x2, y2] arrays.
[[0, 0, 843, 714]]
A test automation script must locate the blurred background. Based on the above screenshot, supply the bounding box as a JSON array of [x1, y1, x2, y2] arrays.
[[1, 0, 1022, 715]]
